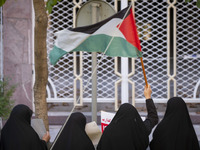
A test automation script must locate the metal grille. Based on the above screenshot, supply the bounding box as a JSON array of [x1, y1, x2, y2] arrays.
[[176, 0, 200, 99], [132, 0, 168, 100], [47, 0, 74, 101], [46, 0, 200, 105]]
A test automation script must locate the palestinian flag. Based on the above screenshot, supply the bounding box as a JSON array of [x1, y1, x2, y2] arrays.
[[50, 6, 142, 65]]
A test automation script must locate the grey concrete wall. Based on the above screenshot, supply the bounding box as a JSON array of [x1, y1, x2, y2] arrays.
[[3, 0, 33, 108]]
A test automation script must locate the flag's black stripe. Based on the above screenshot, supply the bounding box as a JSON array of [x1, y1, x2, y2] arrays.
[[69, 6, 130, 34]]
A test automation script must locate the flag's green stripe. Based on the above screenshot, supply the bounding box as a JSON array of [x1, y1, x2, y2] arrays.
[[50, 34, 142, 65], [49, 46, 67, 65], [72, 34, 142, 58]]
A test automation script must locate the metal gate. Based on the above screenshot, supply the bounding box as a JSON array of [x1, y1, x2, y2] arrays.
[[46, 0, 200, 110]]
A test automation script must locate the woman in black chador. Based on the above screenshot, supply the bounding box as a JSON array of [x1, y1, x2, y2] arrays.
[[0, 104, 50, 150], [97, 85, 158, 150], [150, 97, 200, 150], [51, 112, 95, 150]]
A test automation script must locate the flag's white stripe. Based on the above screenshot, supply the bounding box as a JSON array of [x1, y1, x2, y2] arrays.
[[55, 30, 89, 52]]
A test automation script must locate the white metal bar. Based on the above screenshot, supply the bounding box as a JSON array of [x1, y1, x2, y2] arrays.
[[46, 85, 51, 98], [115, 79, 122, 111], [121, 0, 129, 104], [114, 1, 120, 111], [73, 52, 83, 106], [73, 0, 82, 28], [167, 1, 171, 99], [47, 77, 57, 98], [167, 0, 177, 99], [173, 1, 177, 97], [47, 98, 116, 103], [114, 57, 121, 77], [193, 80, 200, 99], [73, 0, 83, 107], [128, 79, 135, 106], [128, 58, 135, 77], [114, 0, 118, 11], [46, 98, 200, 103], [128, 2, 136, 106]]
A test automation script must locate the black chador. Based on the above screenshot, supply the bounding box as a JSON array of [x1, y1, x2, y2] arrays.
[[150, 97, 200, 150], [97, 100, 158, 150], [51, 112, 95, 150], [0, 104, 48, 150]]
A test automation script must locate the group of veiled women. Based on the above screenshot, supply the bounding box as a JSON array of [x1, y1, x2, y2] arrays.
[[0, 84, 199, 150]]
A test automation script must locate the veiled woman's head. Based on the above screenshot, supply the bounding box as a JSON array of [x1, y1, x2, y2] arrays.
[[9, 104, 33, 124]]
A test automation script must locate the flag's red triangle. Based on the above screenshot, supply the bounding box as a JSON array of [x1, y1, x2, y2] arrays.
[[117, 8, 142, 52]]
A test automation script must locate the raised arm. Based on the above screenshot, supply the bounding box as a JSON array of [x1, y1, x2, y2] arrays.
[[143, 84, 159, 135]]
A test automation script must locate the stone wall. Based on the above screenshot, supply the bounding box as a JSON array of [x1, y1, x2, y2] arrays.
[[3, 0, 33, 108]]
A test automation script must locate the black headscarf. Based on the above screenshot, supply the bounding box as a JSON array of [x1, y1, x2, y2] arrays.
[[97, 103, 149, 150], [51, 112, 95, 150], [0, 104, 47, 150], [150, 97, 200, 150]]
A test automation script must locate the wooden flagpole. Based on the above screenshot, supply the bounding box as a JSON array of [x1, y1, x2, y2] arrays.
[[140, 57, 148, 86]]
